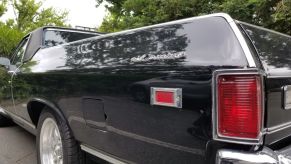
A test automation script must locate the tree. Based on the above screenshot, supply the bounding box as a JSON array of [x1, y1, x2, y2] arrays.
[[0, 24, 23, 57], [11, 0, 68, 33], [0, 0, 7, 17], [97, 0, 220, 32], [0, 0, 69, 57], [97, 0, 291, 35]]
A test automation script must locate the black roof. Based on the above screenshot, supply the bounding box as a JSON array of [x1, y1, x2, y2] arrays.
[[31, 26, 105, 35], [23, 26, 104, 62]]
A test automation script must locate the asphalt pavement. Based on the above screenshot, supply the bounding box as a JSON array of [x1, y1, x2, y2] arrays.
[[0, 125, 106, 164], [0, 125, 36, 164]]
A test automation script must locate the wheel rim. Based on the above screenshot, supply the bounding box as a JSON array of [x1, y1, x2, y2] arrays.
[[40, 118, 63, 164]]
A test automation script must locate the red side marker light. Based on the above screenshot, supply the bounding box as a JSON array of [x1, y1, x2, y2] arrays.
[[151, 87, 182, 108], [156, 91, 174, 104]]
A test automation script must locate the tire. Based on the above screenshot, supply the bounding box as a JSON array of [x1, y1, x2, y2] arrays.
[[0, 114, 14, 127], [37, 108, 84, 164]]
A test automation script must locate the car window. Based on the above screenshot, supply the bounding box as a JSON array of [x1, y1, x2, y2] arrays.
[[241, 23, 291, 70], [11, 37, 30, 65], [44, 30, 98, 48]]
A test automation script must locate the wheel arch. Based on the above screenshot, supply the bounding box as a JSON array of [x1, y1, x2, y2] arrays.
[[27, 98, 67, 127]]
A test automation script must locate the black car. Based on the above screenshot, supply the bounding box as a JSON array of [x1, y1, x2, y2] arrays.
[[0, 13, 290, 164]]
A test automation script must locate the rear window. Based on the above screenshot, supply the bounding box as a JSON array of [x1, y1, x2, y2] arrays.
[[44, 30, 98, 48], [241, 23, 291, 72]]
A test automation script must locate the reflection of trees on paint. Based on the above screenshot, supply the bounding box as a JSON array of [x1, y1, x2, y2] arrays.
[[21, 60, 38, 73], [0, 61, 38, 103], [243, 24, 291, 69], [0, 68, 11, 101], [44, 30, 98, 48], [63, 24, 188, 69]]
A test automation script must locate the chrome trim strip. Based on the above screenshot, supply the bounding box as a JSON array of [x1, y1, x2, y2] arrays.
[[239, 21, 291, 39], [267, 75, 291, 79], [0, 106, 9, 117], [4, 109, 36, 130], [80, 145, 129, 164], [212, 69, 265, 145], [106, 126, 204, 155], [45, 28, 99, 35], [228, 21, 256, 67], [266, 121, 291, 134], [75, 119, 204, 155]]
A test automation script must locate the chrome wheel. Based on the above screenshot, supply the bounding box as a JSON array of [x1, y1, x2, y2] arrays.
[[40, 118, 63, 164]]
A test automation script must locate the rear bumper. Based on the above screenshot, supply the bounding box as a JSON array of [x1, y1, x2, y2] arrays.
[[216, 147, 291, 164]]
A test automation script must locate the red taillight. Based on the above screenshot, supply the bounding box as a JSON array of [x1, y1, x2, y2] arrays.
[[217, 74, 262, 139]]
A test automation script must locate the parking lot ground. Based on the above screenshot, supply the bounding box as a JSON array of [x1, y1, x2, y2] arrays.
[[0, 125, 36, 164], [0, 125, 107, 164]]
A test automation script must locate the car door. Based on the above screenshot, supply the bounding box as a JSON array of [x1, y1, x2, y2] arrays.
[[0, 36, 30, 116], [9, 36, 31, 120]]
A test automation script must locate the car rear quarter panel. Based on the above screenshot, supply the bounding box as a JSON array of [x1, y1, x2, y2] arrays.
[[14, 16, 252, 163]]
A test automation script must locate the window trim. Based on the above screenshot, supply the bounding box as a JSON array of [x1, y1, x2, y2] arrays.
[[42, 28, 100, 48], [11, 34, 31, 65]]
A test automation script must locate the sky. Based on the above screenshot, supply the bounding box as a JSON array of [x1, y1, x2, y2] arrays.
[[0, 0, 108, 28]]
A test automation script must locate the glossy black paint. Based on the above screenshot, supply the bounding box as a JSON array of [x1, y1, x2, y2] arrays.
[[0, 16, 262, 164], [241, 23, 291, 145]]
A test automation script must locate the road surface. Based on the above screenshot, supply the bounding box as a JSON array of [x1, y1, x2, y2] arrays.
[[0, 126, 36, 164], [0, 125, 106, 164]]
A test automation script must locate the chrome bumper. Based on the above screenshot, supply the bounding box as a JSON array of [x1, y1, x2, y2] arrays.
[[216, 147, 291, 164]]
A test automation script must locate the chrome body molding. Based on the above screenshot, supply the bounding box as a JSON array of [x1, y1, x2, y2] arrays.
[[44, 28, 99, 35], [216, 147, 291, 164], [266, 121, 291, 134], [5, 109, 35, 130], [228, 20, 256, 68], [3, 108, 36, 135], [267, 75, 291, 79], [212, 69, 265, 145], [238, 21, 291, 39], [0, 106, 9, 117], [80, 145, 130, 164]]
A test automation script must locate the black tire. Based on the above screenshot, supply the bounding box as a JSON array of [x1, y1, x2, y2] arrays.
[[0, 114, 14, 127], [36, 108, 84, 164]]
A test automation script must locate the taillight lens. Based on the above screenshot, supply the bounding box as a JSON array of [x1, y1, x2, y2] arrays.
[[217, 74, 262, 139]]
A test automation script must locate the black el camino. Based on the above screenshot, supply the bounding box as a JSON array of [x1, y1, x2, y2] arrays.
[[0, 13, 290, 164]]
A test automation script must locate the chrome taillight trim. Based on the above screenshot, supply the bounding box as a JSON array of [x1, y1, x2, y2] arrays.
[[212, 69, 265, 145]]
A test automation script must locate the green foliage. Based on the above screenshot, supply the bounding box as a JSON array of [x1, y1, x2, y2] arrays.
[[271, 0, 291, 35], [0, 24, 24, 57], [98, 0, 217, 32], [0, 0, 69, 57], [0, 0, 7, 17], [12, 0, 68, 33], [97, 0, 291, 35]]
